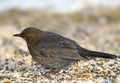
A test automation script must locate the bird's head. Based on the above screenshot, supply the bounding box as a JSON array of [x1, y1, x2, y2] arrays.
[[14, 27, 43, 43]]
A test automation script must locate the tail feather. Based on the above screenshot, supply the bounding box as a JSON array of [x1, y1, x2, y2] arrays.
[[85, 50, 117, 59], [77, 46, 117, 59]]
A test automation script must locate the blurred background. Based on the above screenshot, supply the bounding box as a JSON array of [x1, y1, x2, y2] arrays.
[[0, 0, 120, 57], [0, 0, 120, 82]]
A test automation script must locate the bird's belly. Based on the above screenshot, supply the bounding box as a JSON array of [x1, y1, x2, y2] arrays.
[[28, 46, 75, 68], [33, 56, 74, 68]]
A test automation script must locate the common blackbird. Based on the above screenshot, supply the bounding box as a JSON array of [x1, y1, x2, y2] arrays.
[[14, 27, 117, 77]]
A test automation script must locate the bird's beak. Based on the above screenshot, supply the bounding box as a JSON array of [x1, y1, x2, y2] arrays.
[[13, 33, 21, 37]]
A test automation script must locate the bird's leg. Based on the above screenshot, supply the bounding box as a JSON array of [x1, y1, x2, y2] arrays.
[[50, 68, 60, 74], [41, 68, 53, 79], [41, 68, 60, 79]]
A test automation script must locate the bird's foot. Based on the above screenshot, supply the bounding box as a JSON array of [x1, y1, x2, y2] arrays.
[[41, 72, 53, 79], [41, 68, 60, 79]]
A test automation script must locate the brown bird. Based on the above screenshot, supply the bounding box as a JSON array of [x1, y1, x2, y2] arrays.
[[14, 27, 117, 78]]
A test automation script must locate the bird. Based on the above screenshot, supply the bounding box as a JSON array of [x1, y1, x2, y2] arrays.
[[13, 27, 117, 78]]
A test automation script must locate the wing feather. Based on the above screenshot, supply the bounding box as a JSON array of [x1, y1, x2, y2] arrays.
[[34, 32, 84, 60]]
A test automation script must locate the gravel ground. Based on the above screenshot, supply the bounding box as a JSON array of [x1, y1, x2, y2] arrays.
[[0, 22, 120, 83]]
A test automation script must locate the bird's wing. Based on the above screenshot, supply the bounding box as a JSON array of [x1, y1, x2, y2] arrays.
[[34, 32, 84, 60]]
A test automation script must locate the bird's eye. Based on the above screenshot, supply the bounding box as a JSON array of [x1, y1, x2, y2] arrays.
[[27, 36, 33, 41], [27, 36, 31, 39]]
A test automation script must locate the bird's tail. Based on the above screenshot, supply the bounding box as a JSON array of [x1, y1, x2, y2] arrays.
[[78, 46, 117, 59]]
